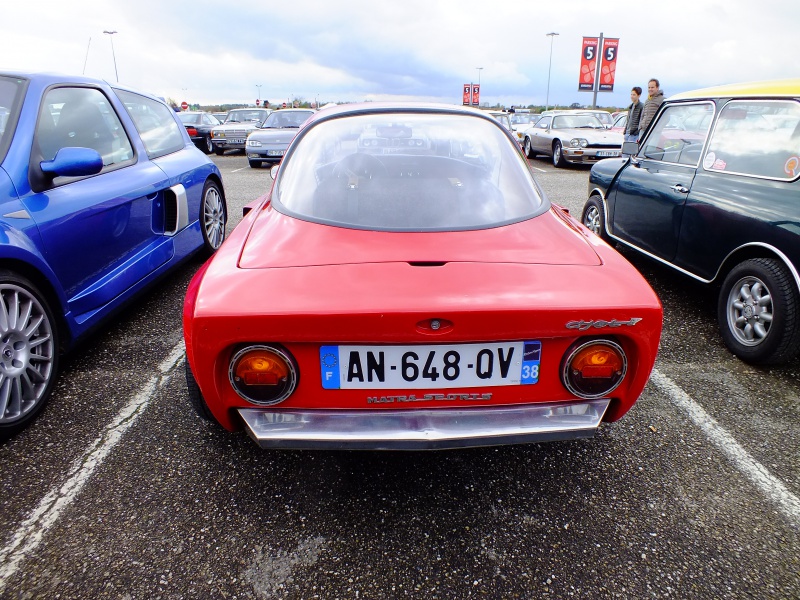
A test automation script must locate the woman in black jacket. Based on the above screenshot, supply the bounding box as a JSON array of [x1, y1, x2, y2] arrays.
[[625, 86, 644, 144]]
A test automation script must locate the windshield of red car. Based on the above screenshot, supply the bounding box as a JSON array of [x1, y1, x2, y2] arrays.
[[273, 111, 546, 231]]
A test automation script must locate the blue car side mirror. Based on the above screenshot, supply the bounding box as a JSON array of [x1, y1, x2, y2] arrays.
[[40, 147, 104, 178]]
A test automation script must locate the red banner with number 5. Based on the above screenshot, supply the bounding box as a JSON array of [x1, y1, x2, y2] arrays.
[[599, 38, 620, 91], [579, 37, 599, 91]]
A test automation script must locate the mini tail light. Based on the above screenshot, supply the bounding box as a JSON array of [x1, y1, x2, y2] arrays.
[[186, 127, 198, 136], [229, 345, 297, 405], [561, 339, 627, 399]]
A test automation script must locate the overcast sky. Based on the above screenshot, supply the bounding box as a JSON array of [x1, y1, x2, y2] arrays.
[[4, 0, 797, 109]]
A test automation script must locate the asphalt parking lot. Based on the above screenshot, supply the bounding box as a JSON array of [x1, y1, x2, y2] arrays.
[[0, 152, 797, 599]]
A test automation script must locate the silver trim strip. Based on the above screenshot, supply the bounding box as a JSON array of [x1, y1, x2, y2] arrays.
[[2, 210, 31, 220], [589, 192, 799, 291], [164, 183, 188, 236], [238, 399, 611, 450]]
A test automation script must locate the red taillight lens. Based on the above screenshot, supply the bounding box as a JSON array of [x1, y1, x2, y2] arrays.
[[186, 127, 198, 136], [561, 339, 627, 399], [229, 345, 297, 405]]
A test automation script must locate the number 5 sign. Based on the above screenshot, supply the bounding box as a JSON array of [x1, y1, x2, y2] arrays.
[[599, 38, 620, 91], [578, 36, 620, 92], [579, 37, 599, 91]]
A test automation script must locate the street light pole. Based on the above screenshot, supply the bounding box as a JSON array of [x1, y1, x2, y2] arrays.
[[103, 30, 118, 82], [545, 32, 559, 112], [475, 67, 483, 106]]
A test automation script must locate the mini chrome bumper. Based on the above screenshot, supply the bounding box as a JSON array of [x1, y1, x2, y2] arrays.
[[238, 399, 610, 450]]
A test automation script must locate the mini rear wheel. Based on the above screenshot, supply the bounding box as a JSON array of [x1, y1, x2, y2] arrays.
[[718, 258, 800, 364], [248, 159, 261, 168]]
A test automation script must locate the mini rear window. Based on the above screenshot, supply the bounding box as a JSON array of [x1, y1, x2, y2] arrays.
[[273, 112, 545, 231], [703, 99, 800, 180]]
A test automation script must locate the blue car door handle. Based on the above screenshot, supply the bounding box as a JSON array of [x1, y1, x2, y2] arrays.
[[670, 184, 690, 194]]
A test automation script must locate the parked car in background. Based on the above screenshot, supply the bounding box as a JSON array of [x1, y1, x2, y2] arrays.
[[0, 71, 228, 439], [610, 112, 628, 133], [183, 103, 662, 450], [577, 110, 614, 128], [245, 108, 315, 168], [177, 110, 220, 154], [212, 111, 228, 123], [210, 107, 272, 155], [486, 110, 521, 147], [510, 112, 543, 147], [582, 79, 800, 364], [524, 112, 623, 165], [509, 111, 540, 132]]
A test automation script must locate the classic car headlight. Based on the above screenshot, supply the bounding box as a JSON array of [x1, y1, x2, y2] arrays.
[[570, 138, 589, 148], [561, 339, 627, 399], [247, 139, 262, 147], [212, 130, 224, 139], [229, 345, 298, 405]]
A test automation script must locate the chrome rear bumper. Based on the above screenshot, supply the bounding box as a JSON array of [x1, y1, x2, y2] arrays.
[[237, 400, 610, 450]]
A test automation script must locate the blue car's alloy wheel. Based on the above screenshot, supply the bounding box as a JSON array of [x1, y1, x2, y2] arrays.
[[201, 181, 227, 254], [0, 273, 59, 440]]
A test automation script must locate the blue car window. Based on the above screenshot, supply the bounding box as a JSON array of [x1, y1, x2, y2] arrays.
[[703, 99, 800, 180], [115, 89, 185, 159], [35, 86, 134, 176], [0, 75, 26, 163]]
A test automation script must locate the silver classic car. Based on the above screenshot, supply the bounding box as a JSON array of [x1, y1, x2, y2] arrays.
[[210, 108, 272, 155], [245, 108, 315, 167], [523, 112, 623, 167]]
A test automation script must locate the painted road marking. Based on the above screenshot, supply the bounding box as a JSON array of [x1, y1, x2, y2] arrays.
[[1, 357, 797, 590], [0, 342, 185, 593], [651, 369, 800, 526]]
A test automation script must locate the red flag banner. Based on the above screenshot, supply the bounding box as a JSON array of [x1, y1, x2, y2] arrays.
[[579, 37, 599, 91], [472, 84, 480, 106], [463, 84, 471, 105], [599, 38, 620, 91]]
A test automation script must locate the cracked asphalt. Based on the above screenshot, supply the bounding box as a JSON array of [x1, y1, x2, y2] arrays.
[[0, 152, 797, 599]]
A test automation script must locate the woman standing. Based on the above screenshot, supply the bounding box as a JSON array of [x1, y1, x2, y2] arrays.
[[624, 86, 644, 144]]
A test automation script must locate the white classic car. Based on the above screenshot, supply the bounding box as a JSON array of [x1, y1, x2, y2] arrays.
[[523, 113, 623, 167]]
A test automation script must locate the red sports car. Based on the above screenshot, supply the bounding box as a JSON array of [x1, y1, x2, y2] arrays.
[[183, 103, 662, 450]]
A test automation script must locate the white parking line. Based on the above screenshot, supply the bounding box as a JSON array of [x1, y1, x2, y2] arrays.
[[0, 342, 185, 592], [231, 167, 248, 173], [651, 368, 800, 526], [529, 165, 547, 173]]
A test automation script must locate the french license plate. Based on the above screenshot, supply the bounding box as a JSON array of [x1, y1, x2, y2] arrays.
[[320, 341, 541, 389], [230, 138, 245, 145], [597, 150, 620, 157], [267, 149, 286, 156]]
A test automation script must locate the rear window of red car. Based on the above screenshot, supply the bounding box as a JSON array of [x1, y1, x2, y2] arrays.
[[272, 112, 546, 231]]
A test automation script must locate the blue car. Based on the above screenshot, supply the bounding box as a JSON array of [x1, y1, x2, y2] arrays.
[[0, 72, 228, 438]]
